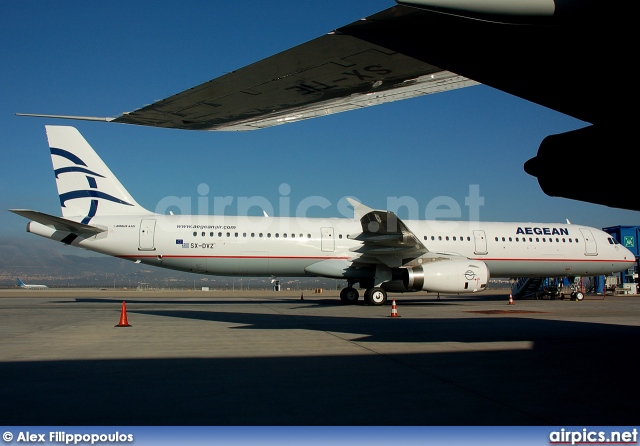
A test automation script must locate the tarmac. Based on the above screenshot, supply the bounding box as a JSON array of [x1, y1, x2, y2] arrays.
[[1, 288, 639, 426]]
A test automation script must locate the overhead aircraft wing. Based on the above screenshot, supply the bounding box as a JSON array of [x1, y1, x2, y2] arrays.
[[18, 1, 618, 131], [16, 1, 636, 210], [17, 5, 477, 131]]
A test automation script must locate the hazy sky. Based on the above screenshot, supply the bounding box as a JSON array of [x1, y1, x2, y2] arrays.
[[2, 0, 638, 251]]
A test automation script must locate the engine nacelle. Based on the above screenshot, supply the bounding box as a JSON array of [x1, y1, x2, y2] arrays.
[[524, 125, 636, 211], [383, 259, 489, 294]]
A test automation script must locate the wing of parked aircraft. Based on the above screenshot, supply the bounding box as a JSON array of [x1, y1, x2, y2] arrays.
[[347, 198, 428, 268], [16, 1, 635, 211]]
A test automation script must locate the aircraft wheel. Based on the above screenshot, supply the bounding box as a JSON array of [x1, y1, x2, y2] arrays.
[[559, 293, 564, 300], [340, 287, 359, 304], [574, 291, 584, 301], [368, 287, 387, 306]]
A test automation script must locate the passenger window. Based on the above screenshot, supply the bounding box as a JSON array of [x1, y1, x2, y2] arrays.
[[275, 233, 279, 238], [267, 233, 271, 238], [226, 232, 230, 237], [193, 232, 197, 236]]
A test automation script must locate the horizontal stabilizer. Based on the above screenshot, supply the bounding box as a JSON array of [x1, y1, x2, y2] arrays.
[[9, 209, 106, 234]]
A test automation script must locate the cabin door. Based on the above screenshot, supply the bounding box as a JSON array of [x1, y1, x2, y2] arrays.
[[579, 228, 598, 256], [473, 230, 488, 255], [321, 227, 335, 252], [139, 219, 156, 251]]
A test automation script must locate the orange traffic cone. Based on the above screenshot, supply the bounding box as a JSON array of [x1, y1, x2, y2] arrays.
[[390, 298, 399, 317], [115, 301, 131, 327], [508, 293, 514, 305]]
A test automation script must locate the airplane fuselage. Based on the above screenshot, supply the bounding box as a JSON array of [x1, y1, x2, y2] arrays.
[[27, 214, 634, 280], [13, 126, 636, 305]]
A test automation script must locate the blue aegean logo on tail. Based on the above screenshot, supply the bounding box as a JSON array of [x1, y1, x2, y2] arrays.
[[50, 147, 133, 224]]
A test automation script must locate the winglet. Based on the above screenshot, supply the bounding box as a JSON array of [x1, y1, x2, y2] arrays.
[[346, 198, 374, 220]]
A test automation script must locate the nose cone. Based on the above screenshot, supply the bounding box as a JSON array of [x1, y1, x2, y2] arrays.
[[622, 244, 637, 261]]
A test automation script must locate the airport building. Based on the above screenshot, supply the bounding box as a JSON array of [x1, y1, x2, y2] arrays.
[[603, 225, 640, 289]]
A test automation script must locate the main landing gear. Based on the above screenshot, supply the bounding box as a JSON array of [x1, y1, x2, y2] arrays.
[[339, 286, 360, 304], [571, 291, 585, 301], [340, 282, 388, 306]]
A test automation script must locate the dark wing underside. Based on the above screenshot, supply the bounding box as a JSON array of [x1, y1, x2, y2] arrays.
[[110, 6, 477, 131], [108, 2, 627, 131]]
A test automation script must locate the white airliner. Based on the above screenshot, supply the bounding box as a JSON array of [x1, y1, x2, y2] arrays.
[[16, 278, 48, 289], [9, 126, 635, 305]]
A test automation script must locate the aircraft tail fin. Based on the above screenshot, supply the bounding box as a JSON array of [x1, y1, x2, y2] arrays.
[[45, 125, 153, 220], [16, 278, 25, 287]]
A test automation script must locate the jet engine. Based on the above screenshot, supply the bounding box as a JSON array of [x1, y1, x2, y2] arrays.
[[524, 125, 636, 211], [382, 259, 489, 293]]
